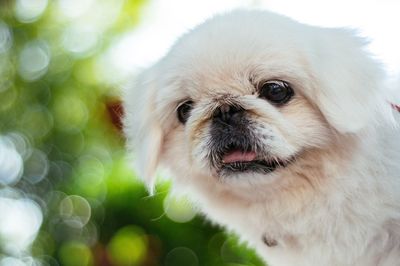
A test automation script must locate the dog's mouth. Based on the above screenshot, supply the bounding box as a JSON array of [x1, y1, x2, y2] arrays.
[[218, 145, 292, 174]]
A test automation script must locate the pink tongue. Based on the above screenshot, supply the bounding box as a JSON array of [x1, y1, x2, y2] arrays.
[[222, 150, 257, 163]]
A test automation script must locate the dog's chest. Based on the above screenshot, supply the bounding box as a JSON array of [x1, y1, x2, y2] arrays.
[[201, 195, 376, 266], [212, 205, 335, 266], [203, 198, 304, 252]]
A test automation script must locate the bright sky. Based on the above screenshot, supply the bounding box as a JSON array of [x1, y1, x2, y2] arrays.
[[102, 0, 400, 83]]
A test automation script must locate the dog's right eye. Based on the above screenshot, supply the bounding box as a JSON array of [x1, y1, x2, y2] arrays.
[[259, 80, 294, 105], [177, 100, 193, 124]]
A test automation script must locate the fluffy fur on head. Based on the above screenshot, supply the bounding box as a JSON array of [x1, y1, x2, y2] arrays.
[[123, 10, 400, 266]]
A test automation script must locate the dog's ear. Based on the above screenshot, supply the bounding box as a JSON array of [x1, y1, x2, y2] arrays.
[[308, 28, 391, 133], [123, 68, 163, 194]]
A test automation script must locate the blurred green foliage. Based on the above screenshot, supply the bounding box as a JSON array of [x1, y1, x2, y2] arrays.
[[0, 0, 264, 265]]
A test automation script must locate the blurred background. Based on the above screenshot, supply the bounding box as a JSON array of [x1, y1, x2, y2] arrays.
[[0, 0, 399, 265]]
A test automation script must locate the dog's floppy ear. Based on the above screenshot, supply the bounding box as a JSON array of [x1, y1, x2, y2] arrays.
[[123, 68, 163, 194], [308, 28, 391, 133]]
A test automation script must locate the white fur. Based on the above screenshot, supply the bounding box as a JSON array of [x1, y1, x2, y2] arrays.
[[123, 10, 400, 266]]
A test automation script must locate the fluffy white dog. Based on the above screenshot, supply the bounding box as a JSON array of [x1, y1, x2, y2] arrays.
[[123, 10, 400, 266]]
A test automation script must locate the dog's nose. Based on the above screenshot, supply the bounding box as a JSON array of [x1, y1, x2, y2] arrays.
[[213, 104, 244, 123]]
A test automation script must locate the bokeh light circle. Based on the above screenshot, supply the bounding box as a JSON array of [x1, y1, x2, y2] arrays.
[[77, 155, 105, 187], [24, 149, 49, 184], [18, 40, 51, 81], [0, 136, 23, 186], [0, 196, 43, 255], [165, 247, 199, 266], [75, 155, 108, 200], [20, 105, 53, 139], [15, 0, 47, 23], [59, 195, 91, 228], [80, 221, 99, 247], [0, 21, 12, 53], [62, 25, 100, 58], [107, 226, 148, 266], [53, 94, 88, 132], [14, 0, 48, 23], [59, 241, 93, 266], [163, 194, 197, 223], [6, 132, 32, 160]]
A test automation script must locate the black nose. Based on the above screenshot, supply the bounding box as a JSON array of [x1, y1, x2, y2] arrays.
[[213, 104, 244, 123]]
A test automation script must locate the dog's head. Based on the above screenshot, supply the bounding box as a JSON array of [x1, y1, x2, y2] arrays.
[[123, 10, 391, 198]]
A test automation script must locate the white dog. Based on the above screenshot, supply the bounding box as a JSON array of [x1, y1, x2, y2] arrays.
[[123, 10, 400, 266]]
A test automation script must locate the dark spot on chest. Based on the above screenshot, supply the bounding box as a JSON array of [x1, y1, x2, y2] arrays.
[[262, 234, 278, 247]]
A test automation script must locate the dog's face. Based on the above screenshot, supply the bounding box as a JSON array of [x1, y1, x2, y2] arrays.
[[165, 61, 331, 189], [124, 10, 389, 199]]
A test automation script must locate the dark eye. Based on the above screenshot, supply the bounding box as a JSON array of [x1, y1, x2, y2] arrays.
[[259, 81, 294, 105], [177, 100, 193, 124]]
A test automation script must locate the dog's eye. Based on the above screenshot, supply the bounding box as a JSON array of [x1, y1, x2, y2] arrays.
[[259, 81, 294, 105], [177, 100, 193, 124]]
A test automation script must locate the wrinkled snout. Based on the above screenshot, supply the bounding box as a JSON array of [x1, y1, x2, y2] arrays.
[[210, 102, 254, 153]]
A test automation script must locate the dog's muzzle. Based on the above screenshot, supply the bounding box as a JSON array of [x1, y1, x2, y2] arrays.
[[208, 103, 290, 176]]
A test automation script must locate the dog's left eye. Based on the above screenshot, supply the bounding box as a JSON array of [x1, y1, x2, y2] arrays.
[[177, 100, 194, 124], [259, 81, 294, 105]]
